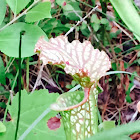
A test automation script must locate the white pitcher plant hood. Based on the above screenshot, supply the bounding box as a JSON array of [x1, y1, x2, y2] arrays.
[[35, 35, 111, 111], [35, 36, 111, 84]]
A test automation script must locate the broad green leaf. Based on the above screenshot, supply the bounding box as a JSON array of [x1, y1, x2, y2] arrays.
[[0, 90, 66, 140], [25, 2, 52, 23], [0, 0, 6, 26], [0, 122, 6, 133], [87, 121, 140, 140], [110, 0, 140, 42], [0, 56, 6, 85], [0, 22, 47, 57], [6, 0, 31, 14]]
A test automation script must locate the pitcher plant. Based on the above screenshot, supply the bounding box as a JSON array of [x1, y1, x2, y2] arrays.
[[35, 36, 111, 140]]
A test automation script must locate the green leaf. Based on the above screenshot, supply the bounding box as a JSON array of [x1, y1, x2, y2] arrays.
[[87, 121, 140, 140], [0, 56, 6, 85], [137, 58, 140, 64], [114, 47, 122, 53], [100, 18, 109, 25], [80, 22, 90, 37], [0, 122, 6, 133], [91, 14, 100, 24], [0, 22, 47, 58], [42, 18, 70, 36], [92, 23, 100, 32], [0, 90, 66, 140], [111, 62, 117, 70], [56, 0, 82, 20], [110, 0, 140, 42], [6, 0, 31, 14], [25, 2, 52, 23], [110, 30, 121, 38], [0, 102, 6, 109], [99, 121, 115, 131], [0, 0, 6, 26]]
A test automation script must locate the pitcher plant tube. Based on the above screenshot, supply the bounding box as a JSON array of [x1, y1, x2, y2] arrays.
[[35, 36, 111, 140]]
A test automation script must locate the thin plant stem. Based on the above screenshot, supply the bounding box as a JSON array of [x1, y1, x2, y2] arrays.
[[5, 58, 15, 73], [14, 31, 23, 140], [4, 57, 14, 71], [112, 21, 138, 45], [3, 58, 24, 123], [118, 110, 121, 125], [26, 57, 29, 92], [31, 64, 44, 93]]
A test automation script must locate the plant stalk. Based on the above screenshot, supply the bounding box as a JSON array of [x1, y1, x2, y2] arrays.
[[26, 57, 29, 92], [14, 31, 23, 140]]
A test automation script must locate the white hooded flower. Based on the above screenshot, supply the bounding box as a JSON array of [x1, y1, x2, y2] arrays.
[[35, 36, 111, 83]]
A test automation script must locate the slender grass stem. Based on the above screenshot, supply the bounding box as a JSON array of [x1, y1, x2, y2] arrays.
[[5, 58, 15, 73], [3, 58, 24, 123], [26, 57, 29, 92], [4, 57, 13, 71]]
